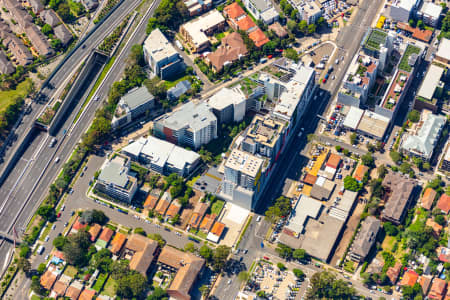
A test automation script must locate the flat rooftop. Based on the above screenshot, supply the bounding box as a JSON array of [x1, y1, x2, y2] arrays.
[[182, 9, 225, 47], [245, 115, 285, 148], [144, 28, 178, 63], [225, 148, 264, 178], [357, 111, 390, 139], [417, 64, 444, 100], [285, 194, 322, 235]]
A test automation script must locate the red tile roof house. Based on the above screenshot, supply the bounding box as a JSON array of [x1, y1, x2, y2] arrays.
[[400, 270, 419, 287], [437, 194, 450, 214], [428, 278, 447, 300], [421, 188, 437, 210], [71, 216, 87, 233]]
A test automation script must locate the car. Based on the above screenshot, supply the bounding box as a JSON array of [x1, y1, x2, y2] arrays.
[[37, 245, 45, 255], [54, 157, 60, 163], [44, 254, 49, 260], [256, 216, 262, 222], [61, 204, 65, 211], [322, 78, 327, 84], [227, 279, 232, 285], [80, 172, 84, 177], [83, 166, 88, 171], [81, 44, 86, 49], [332, 75, 336, 80], [335, 59, 339, 64], [71, 210, 75, 216], [243, 249, 248, 254], [44, 236, 49, 242], [64, 222, 68, 227], [93, 95, 99, 101], [52, 224, 56, 230], [49, 138, 57, 147], [57, 212, 61, 218]]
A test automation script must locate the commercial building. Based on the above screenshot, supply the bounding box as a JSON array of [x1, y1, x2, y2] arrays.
[[207, 87, 247, 124], [180, 9, 226, 53], [387, 0, 421, 23], [183, 0, 212, 16], [157, 246, 205, 300], [284, 194, 322, 236], [154, 101, 218, 149], [242, 0, 278, 24], [111, 86, 155, 130], [206, 32, 248, 72], [144, 28, 185, 79], [376, 70, 412, 120], [349, 216, 381, 262], [328, 190, 357, 221], [222, 149, 265, 210], [381, 171, 416, 225], [400, 111, 446, 161], [418, 2, 442, 27], [287, 0, 322, 24], [414, 64, 445, 113], [94, 156, 138, 203], [122, 136, 200, 177], [267, 65, 316, 131], [241, 115, 286, 162], [356, 110, 390, 141], [338, 53, 379, 106], [436, 38, 450, 65]]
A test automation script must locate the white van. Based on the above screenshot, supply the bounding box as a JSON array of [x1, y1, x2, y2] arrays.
[[37, 245, 45, 255]]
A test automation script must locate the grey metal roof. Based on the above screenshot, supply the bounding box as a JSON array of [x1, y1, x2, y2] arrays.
[[98, 159, 129, 188], [120, 86, 154, 111], [168, 80, 191, 99], [159, 101, 216, 131], [401, 113, 446, 159], [351, 216, 380, 258]]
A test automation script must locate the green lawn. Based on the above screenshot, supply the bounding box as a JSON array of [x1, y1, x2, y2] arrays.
[[93, 273, 108, 292], [0, 78, 33, 114], [101, 277, 117, 297], [196, 230, 207, 239], [63, 265, 78, 278], [163, 74, 192, 89], [344, 260, 356, 273], [211, 200, 225, 215], [186, 174, 200, 187]]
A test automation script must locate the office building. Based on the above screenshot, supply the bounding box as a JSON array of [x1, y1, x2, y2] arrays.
[[207, 87, 247, 124], [144, 28, 185, 79], [154, 101, 217, 149], [418, 2, 442, 27], [401, 111, 446, 161], [183, 0, 212, 16], [122, 136, 200, 177], [180, 9, 226, 53], [435, 38, 450, 65], [111, 86, 155, 130], [94, 156, 138, 203], [415, 64, 444, 113], [387, 0, 421, 23], [288, 0, 322, 24]]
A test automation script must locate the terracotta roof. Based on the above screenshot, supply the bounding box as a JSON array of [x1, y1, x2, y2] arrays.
[[400, 270, 419, 287], [72, 217, 87, 231], [326, 153, 341, 169], [353, 164, 369, 182], [224, 2, 245, 20], [429, 278, 447, 300], [397, 22, 432, 42], [79, 289, 96, 300], [248, 28, 269, 48], [166, 200, 182, 218], [426, 218, 443, 237], [88, 224, 102, 242], [206, 32, 248, 71], [268, 22, 287, 37], [303, 173, 317, 185], [65, 282, 83, 300], [40, 268, 57, 290], [422, 188, 437, 210], [446, 285, 450, 300], [125, 234, 159, 275], [52, 250, 65, 260], [158, 246, 205, 300], [144, 193, 160, 210], [110, 232, 127, 255], [52, 280, 69, 297], [418, 275, 432, 295], [437, 194, 450, 214], [98, 227, 114, 243], [236, 15, 256, 32], [210, 222, 225, 236], [386, 262, 402, 284], [199, 214, 216, 231], [155, 198, 171, 215]]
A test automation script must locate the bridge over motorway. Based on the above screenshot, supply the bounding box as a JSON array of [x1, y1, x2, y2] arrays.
[[0, 230, 21, 244]]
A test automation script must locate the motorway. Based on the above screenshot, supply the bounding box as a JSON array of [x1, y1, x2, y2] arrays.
[[0, 0, 161, 276], [213, 0, 385, 299]]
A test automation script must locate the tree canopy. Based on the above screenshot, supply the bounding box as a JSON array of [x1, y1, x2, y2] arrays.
[[62, 231, 91, 267], [305, 271, 356, 299], [344, 176, 362, 192]]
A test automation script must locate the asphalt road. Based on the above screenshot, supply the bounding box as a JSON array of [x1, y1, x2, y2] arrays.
[[213, 0, 384, 298], [0, 0, 161, 276], [0, 0, 143, 178]]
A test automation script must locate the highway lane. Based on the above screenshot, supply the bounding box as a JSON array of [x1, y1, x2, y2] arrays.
[[0, 0, 142, 186], [0, 0, 161, 275]]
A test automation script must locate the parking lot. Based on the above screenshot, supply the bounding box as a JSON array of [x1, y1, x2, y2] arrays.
[[245, 261, 301, 300]]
